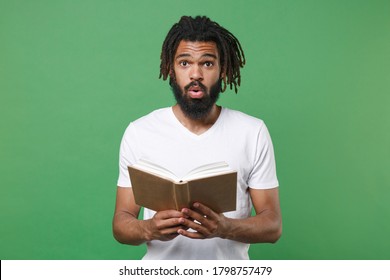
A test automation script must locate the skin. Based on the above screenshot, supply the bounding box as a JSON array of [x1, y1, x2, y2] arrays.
[[171, 40, 222, 134], [112, 40, 282, 246]]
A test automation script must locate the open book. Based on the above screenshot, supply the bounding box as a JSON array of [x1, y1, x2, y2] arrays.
[[128, 159, 237, 213]]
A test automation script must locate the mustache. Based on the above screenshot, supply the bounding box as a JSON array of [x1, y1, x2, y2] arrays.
[[184, 81, 207, 92]]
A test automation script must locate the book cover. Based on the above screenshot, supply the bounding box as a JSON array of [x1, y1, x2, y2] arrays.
[[128, 160, 237, 213]]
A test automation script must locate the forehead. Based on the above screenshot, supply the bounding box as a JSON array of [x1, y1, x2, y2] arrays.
[[174, 40, 219, 59]]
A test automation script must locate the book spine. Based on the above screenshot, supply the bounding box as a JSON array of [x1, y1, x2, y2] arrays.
[[173, 182, 190, 210]]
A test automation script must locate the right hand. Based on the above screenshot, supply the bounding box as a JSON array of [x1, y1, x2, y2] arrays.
[[144, 210, 188, 242]]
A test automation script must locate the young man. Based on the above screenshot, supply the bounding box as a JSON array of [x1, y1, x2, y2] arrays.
[[113, 16, 282, 259]]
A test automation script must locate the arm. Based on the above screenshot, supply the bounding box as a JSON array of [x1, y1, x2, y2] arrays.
[[112, 186, 186, 245], [177, 187, 282, 243]]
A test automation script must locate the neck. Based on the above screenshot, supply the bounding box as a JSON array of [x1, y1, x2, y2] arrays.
[[172, 104, 221, 135]]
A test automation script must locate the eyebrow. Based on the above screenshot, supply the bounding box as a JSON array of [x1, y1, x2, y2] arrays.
[[175, 53, 218, 60]]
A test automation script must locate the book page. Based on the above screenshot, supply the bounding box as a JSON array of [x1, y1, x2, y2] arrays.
[[133, 159, 234, 182], [132, 159, 180, 181], [182, 162, 233, 181]]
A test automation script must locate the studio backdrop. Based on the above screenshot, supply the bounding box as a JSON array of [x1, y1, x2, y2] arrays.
[[1, 0, 389, 259]]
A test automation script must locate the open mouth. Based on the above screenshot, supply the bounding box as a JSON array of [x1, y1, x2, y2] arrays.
[[188, 89, 204, 98], [186, 83, 206, 99]]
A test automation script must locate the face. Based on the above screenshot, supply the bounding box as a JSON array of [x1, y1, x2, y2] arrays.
[[170, 40, 223, 119]]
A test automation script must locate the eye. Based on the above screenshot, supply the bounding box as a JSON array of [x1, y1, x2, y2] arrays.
[[179, 61, 189, 67], [204, 61, 213, 67]]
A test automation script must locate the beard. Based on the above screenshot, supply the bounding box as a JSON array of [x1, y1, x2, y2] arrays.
[[171, 79, 221, 120]]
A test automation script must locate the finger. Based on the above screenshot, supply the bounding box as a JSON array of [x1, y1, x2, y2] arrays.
[[155, 217, 183, 230], [178, 217, 211, 236], [148, 223, 182, 242], [181, 208, 210, 227], [160, 225, 187, 236], [192, 202, 218, 220], [177, 228, 205, 239], [153, 209, 187, 230], [156, 209, 185, 219]]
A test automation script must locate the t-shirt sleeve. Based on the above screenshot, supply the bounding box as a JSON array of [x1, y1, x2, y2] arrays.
[[117, 123, 138, 187], [247, 122, 279, 189]]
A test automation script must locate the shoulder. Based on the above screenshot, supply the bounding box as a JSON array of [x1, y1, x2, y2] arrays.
[[132, 107, 171, 126], [127, 107, 172, 130], [221, 107, 265, 131], [121, 107, 172, 137]]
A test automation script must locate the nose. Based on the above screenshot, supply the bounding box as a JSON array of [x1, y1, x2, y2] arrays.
[[190, 65, 203, 81]]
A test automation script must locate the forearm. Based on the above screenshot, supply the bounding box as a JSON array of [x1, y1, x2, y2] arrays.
[[112, 211, 151, 246], [179, 202, 282, 243], [223, 210, 282, 243]]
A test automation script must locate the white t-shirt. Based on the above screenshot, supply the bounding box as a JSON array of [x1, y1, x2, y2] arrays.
[[117, 107, 279, 259]]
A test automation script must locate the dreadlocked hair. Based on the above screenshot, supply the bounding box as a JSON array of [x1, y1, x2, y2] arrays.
[[159, 16, 245, 93]]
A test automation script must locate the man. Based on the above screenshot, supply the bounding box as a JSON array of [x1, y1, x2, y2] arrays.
[[113, 15, 282, 260]]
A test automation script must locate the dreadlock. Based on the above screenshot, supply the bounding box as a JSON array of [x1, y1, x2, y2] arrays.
[[159, 16, 245, 93]]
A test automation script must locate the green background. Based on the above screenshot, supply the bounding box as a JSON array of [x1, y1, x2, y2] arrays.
[[1, 0, 389, 260]]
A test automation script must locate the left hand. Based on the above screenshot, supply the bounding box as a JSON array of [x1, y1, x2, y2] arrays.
[[177, 202, 231, 239]]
